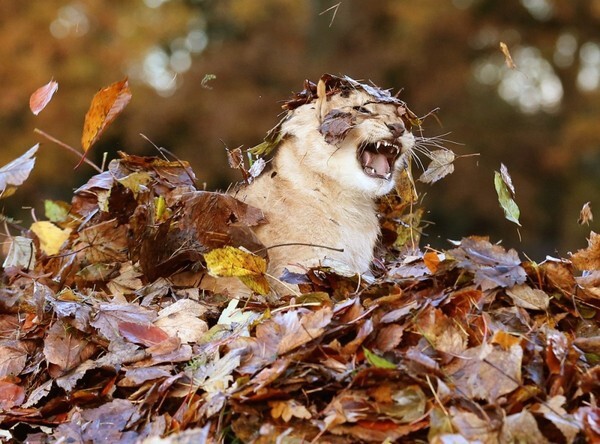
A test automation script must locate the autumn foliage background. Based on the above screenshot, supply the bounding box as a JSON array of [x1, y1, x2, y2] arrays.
[[2, 0, 600, 258]]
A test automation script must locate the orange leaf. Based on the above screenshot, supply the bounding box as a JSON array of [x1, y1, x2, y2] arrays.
[[80, 78, 132, 158], [29, 80, 59, 115], [423, 251, 440, 273]]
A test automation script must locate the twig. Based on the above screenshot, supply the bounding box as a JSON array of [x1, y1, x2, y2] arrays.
[[34, 128, 103, 173], [319, 2, 342, 27]]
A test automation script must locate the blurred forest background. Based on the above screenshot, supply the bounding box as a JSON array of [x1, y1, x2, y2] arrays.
[[2, 0, 600, 260]]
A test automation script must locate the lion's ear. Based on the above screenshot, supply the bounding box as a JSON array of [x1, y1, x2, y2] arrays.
[[315, 78, 327, 123]]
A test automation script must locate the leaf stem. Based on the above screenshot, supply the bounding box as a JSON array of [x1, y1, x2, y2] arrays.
[[34, 128, 103, 173]]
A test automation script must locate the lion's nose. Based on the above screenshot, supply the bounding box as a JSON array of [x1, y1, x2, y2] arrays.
[[386, 123, 406, 138]]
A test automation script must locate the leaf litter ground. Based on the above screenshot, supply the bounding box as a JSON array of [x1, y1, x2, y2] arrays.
[[0, 152, 598, 443]]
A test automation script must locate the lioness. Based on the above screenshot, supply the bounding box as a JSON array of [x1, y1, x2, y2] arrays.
[[234, 74, 419, 290]]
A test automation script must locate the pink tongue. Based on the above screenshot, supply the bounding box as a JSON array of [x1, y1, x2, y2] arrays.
[[361, 151, 390, 176]]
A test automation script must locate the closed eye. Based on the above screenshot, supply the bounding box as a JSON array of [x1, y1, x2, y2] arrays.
[[353, 105, 372, 115]]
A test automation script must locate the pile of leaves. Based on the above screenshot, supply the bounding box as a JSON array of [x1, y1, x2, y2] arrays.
[[0, 79, 598, 443]]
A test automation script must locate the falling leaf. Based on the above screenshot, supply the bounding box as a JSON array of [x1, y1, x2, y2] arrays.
[[500, 162, 516, 195], [81, 78, 132, 154], [204, 246, 270, 294], [30, 221, 71, 256], [29, 80, 58, 115], [226, 147, 244, 170], [500, 42, 517, 69], [0, 144, 38, 198], [571, 231, 600, 271], [419, 150, 455, 184], [578, 201, 593, 225], [494, 166, 521, 226], [201, 73, 216, 89]]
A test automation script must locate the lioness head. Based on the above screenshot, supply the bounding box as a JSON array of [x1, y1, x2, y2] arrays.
[[262, 74, 419, 197]]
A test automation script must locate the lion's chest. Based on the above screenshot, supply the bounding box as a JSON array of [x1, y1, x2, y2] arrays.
[[241, 180, 380, 276]]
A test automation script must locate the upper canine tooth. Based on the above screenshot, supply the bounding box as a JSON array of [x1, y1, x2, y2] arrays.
[[376, 141, 382, 151]]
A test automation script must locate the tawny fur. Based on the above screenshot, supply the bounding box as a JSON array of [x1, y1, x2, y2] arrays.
[[234, 88, 415, 286]]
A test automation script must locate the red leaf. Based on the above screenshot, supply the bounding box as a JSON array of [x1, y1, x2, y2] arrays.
[[118, 321, 170, 347], [0, 381, 25, 409]]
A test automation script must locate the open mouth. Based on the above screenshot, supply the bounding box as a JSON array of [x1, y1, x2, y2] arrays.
[[358, 141, 401, 180]]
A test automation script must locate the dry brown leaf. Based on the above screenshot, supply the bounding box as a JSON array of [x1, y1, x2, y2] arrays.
[[154, 299, 208, 343], [43, 321, 97, 374], [450, 236, 527, 290], [0, 381, 26, 410], [505, 284, 550, 310], [500, 42, 517, 69], [2, 236, 36, 270], [269, 399, 312, 422], [501, 410, 549, 444], [0, 342, 28, 378], [81, 78, 132, 154], [419, 149, 455, 184], [571, 231, 600, 271], [29, 80, 58, 115], [118, 321, 170, 347], [578, 201, 593, 225], [445, 342, 522, 402], [319, 109, 354, 145]]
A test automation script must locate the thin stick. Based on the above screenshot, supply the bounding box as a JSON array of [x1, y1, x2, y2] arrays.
[[255, 242, 344, 254], [34, 128, 103, 173]]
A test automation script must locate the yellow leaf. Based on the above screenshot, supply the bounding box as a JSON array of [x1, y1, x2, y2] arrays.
[[117, 171, 152, 196], [204, 246, 270, 294], [30, 221, 71, 255]]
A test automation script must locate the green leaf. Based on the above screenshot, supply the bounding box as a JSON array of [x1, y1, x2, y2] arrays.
[[494, 170, 521, 226], [44, 200, 71, 223], [363, 347, 396, 369], [249, 129, 285, 157]]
